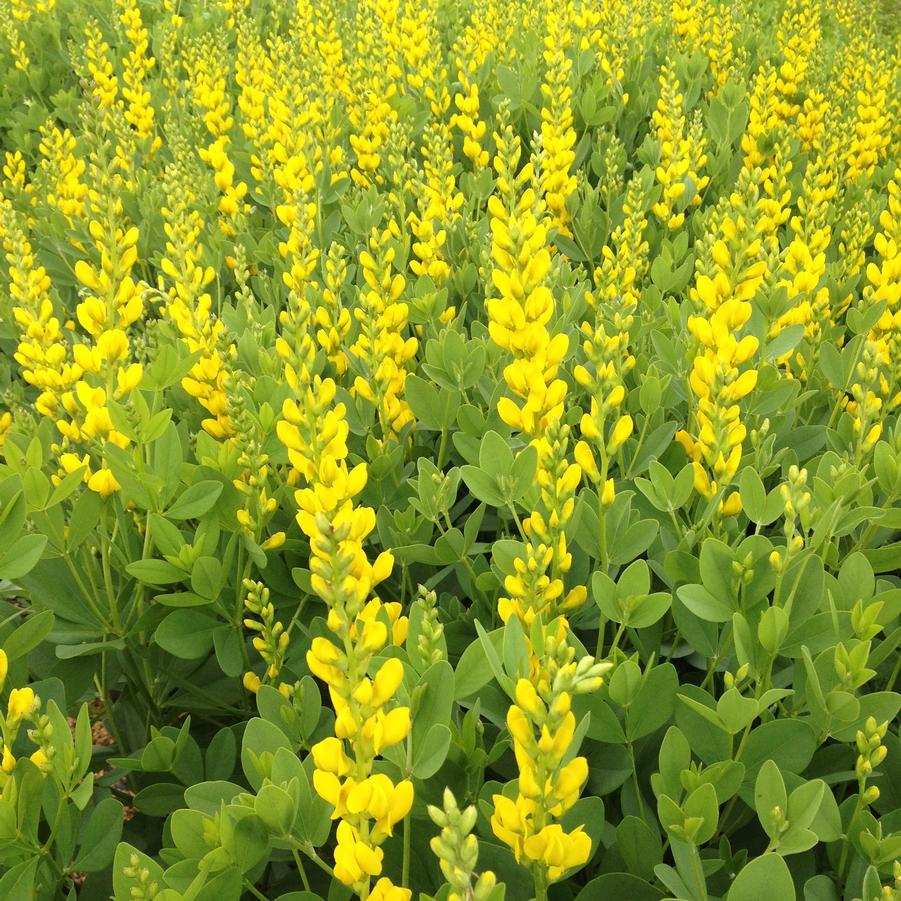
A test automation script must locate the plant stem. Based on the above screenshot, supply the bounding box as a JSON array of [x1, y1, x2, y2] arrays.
[[292, 848, 312, 892], [299, 843, 335, 879], [533, 865, 548, 901], [243, 879, 270, 901], [437, 426, 449, 468], [402, 732, 413, 887], [690, 845, 708, 901], [837, 795, 864, 882]]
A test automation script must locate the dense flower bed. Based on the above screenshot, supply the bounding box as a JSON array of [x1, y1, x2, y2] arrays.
[[0, 1, 900, 899]]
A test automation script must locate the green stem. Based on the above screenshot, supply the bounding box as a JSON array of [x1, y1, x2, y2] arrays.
[[628, 741, 646, 822], [302, 844, 335, 879], [607, 621, 627, 658], [243, 880, 270, 901], [39, 793, 68, 856], [402, 734, 413, 887], [291, 848, 312, 892], [100, 516, 121, 632], [93, 670, 127, 760], [507, 502, 528, 541], [533, 865, 549, 901], [837, 793, 865, 882], [437, 426, 449, 468], [690, 844, 708, 901], [886, 651, 901, 694]]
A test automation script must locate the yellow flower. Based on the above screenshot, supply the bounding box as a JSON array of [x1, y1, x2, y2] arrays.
[[573, 441, 598, 482], [311, 737, 353, 777], [87, 467, 120, 497], [601, 478, 616, 508], [607, 415, 634, 453], [369, 877, 412, 901], [0, 648, 7, 690], [7, 686, 36, 722], [261, 531, 286, 551], [333, 820, 384, 887], [30, 748, 50, 775], [523, 823, 592, 880], [719, 492, 743, 517], [490, 794, 532, 861]]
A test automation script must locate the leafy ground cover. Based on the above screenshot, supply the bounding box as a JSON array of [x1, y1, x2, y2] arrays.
[[0, 0, 900, 899]]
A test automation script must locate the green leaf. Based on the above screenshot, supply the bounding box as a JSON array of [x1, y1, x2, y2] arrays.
[[676, 583, 735, 622], [165, 480, 224, 519], [2, 610, 54, 661], [727, 853, 796, 901], [474, 619, 513, 697], [154, 591, 213, 607], [479, 430, 514, 477], [155, 609, 220, 658], [225, 813, 270, 872], [0, 533, 47, 581], [56, 639, 125, 659], [627, 663, 678, 740], [73, 798, 124, 871], [616, 816, 663, 880], [460, 465, 504, 506], [413, 660, 455, 747], [739, 467, 767, 523], [0, 487, 25, 548], [575, 874, 664, 901], [0, 859, 39, 899], [741, 720, 818, 789], [455, 625, 504, 699], [191, 556, 223, 599], [755, 760, 787, 839], [126, 558, 187, 585], [412, 723, 452, 778], [502, 614, 529, 680]]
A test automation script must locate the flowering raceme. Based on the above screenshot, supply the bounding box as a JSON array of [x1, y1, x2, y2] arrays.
[[492, 627, 610, 889], [351, 223, 418, 440], [539, 11, 578, 237], [2, 201, 81, 424], [651, 60, 708, 229], [483, 106, 611, 895], [678, 296, 759, 504], [158, 160, 232, 438], [277, 323, 410, 896]]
